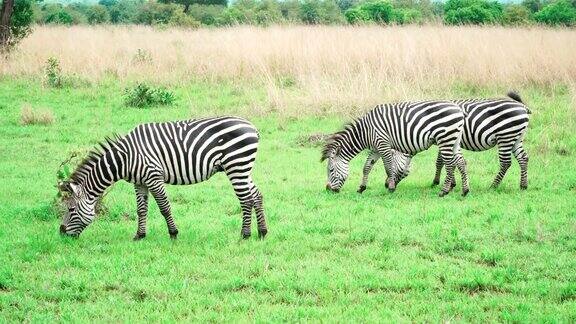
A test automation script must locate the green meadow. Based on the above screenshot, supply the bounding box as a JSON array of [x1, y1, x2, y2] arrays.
[[0, 78, 575, 322]]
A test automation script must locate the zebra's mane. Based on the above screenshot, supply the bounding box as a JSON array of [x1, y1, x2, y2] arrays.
[[320, 122, 355, 162], [69, 134, 123, 184]]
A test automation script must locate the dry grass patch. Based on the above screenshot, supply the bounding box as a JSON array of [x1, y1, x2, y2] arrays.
[[20, 104, 55, 126]]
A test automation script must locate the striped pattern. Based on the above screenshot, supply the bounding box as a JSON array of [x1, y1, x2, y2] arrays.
[[359, 92, 530, 191], [59, 116, 267, 239], [322, 100, 469, 196]]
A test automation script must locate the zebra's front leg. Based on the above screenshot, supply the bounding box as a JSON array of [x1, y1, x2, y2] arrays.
[[358, 151, 380, 193], [133, 184, 149, 240], [438, 148, 458, 197], [432, 151, 444, 187], [148, 181, 179, 239]]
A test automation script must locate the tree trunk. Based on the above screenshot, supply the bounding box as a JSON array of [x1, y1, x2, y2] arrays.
[[0, 0, 15, 47]]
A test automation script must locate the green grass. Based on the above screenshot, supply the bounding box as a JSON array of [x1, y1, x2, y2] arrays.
[[0, 77, 575, 322]]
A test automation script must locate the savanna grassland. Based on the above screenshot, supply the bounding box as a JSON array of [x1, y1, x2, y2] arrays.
[[0, 25, 576, 322]]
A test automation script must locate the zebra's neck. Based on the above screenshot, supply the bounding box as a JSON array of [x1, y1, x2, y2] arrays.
[[77, 148, 127, 201], [338, 118, 371, 162]]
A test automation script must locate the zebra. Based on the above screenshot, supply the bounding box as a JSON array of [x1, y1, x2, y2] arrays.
[[58, 116, 268, 240], [357, 92, 530, 192], [321, 100, 470, 197]]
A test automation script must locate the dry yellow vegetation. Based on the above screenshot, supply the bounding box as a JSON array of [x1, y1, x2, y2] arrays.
[[2, 25, 575, 114]]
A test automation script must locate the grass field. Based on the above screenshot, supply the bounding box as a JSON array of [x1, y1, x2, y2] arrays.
[[0, 75, 575, 322]]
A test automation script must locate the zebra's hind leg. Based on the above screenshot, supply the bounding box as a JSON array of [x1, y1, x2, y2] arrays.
[[438, 148, 458, 197], [491, 143, 513, 189], [148, 181, 179, 239], [455, 154, 470, 196], [133, 184, 149, 240], [513, 140, 529, 190], [358, 151, 380, 193], [432, 151, 444, 187], [253, 188, 268, 239]]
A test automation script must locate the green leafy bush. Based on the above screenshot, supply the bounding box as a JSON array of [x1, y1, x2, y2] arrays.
[[44, 57, 63, 88], [392, 7, 422, 24], [86, 4, 110, 24], [124, 83, 176, 108], [345, 0, 394, 24], [534, 0, 576, 26], [300, 0, 345, 24], [444, 0, 503, 25], [503, 4, 531, 25], [188, 4, 226, 25]]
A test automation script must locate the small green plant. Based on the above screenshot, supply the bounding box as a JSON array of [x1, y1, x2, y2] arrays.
[[124, 83, 176, 108], [44, 57, 63, 88], [132, 49, 153, 65]]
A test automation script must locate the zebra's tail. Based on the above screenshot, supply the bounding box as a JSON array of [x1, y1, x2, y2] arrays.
[[507, 91, 531, 114]]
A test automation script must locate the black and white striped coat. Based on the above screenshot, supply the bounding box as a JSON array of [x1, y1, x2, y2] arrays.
[[322, 100, 469, 196], [358, 92, 530, 191], [59, 116, 267, 240]]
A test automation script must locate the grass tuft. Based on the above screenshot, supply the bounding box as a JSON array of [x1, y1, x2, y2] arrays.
[[20, 104, 55, 126]]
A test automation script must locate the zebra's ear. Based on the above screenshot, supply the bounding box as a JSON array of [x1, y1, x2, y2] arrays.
[[69, 182, 81, 197], [59, 181, 81, 197]]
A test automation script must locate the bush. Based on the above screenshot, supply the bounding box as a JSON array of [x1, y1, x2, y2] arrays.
[[108, 0, 139, 23], [40, 4, 86, 25], [345, 0, 394, 24], [300, 0, 345, 24], [503, 4, 531, 25], [444, 0, 503, 25], [188, 4, 226, 25], [134, 2, 184, 25], [392, 7, 422, 24], [124, 83, 176, 108], [345, 6, 371, 23], [44, 57, 63, 88], [534, 0, 576, 26], [86, 5, 110, 24], [279, 0, 301, 21]]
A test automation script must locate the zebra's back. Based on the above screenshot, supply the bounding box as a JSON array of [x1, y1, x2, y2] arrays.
[[371, 100, 465, 155], [457, 98, 530, 151], [123, 116, 259, 185]]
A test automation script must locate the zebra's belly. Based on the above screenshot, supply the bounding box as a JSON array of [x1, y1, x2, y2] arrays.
[[162, 163, 223, 185], [461, 134, 496, 152]]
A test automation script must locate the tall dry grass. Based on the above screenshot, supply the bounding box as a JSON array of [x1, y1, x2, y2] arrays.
[[2, 25, 575, 114]]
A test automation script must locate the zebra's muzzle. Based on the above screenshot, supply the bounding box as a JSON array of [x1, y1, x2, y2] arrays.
[[326, 184, 340, 193], [59, 225, 67, 235]]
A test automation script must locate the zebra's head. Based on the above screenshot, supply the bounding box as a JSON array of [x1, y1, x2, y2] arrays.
[[59, 181, 96, 237], [321, 138, 349, 192], [388, 149, 412, 186]]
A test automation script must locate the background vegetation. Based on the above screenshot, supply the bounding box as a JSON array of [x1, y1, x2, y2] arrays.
[[3, 0, 575, 28]]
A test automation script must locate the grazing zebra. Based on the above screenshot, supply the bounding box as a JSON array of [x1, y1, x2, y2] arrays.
[[357, 92, 531, 191], [59, 116, 268, 240], [322, 100, 469, 197]]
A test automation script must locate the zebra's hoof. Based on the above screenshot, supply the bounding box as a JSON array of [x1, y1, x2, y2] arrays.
[[439, 191, 448, 197], [357, 185, 366, 193], [462, 189, 469, 197], [451, 182, 457, 189], [169, 229, 178, 240], [242, 233, 251, 240], [432, 179, 440, 186], [133, 233, 146, 241], [520, 185, 528, 190], [258, 229, 267, 239]]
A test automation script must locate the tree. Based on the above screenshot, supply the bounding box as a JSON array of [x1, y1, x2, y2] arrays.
[[444, 0, 503, 24], [522, 0, 542, 13], [160, 0, 226, 13], [1, 0, 33, 50], [86, 4, 110, 24], [503, 4, 531, 25], [534, 0, 576, 26]]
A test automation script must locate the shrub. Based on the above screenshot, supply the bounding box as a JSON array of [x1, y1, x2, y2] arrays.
[[188, 4, 226, 25], [300, 0, 345, 24], [392, 7, 422, 24], [345, 0, 394, 24], [124, 83, 176, 108], [345, 6, 371, 23], [134, 2, 184, 25], [279, 0, 301, 21], [444, 0, 503, 25], [534, 0, 576, 26], [108, 0, 139, 23], [86, 5, 110, 24], [20, 104, 55, 126], [503, 4, 531, 25], [44, 57, 63, 88]]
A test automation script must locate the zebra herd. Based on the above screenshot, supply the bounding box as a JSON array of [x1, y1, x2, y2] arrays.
[[58, 92, 530, 239]]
